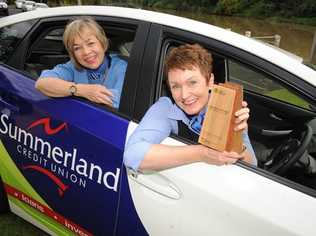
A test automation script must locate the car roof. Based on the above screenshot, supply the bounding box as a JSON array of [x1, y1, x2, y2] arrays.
[[1, 5, 316, 86]]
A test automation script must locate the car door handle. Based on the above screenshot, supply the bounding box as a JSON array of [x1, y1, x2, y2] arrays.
[[0, 97, 20, 113], [261, 129, 292, 136], [269, 112, 283, 121], [128, 169, 182, 200]]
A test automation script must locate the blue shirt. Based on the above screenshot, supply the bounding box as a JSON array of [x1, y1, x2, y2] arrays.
[[124, 96, 257, 170], [39, 54, 127, 108]]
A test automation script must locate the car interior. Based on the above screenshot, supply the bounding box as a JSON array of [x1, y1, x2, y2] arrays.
[[231, 65, 316, 191]]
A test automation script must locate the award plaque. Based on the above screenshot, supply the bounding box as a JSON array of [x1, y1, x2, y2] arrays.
[[198, 82, 243, 153]]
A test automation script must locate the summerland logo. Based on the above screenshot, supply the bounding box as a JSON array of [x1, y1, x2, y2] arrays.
[[0, 114, 120, 196], [27, 117, 68, 135]]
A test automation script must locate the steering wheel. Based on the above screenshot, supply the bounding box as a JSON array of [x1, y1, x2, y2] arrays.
[[264, 124, 313, 175]]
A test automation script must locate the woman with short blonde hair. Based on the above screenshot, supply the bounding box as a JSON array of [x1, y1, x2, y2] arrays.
[[63, 17, 109, 69], [36, 17, 126, 108]]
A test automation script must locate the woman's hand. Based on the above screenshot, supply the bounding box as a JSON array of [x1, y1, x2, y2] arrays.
[[77, 84, 113, 107], [198, 145, 244, 165], [234, 101, 250, 132]]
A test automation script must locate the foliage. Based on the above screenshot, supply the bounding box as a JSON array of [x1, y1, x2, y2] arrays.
[[241, 1, 276, 17], [40, 0, 316, 25], [265, 89, 310, 109], [214, 0, 252, 15], [121, 0, 316, 25], [142, 0, 218, 11]]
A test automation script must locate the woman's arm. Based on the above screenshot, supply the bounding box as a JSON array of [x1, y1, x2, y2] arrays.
[[35, 77, 75, 97], [241, 149, 254, 164], [124, 98, 256, 171], [124, 97, 176, 170], [36, 61, 114, 106], [139, 144, 244, 171], [35, 78, 114, 106]]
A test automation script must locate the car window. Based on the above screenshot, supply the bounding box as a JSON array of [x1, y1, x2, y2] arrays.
[[25, 27, 68, 77], [155, 38, 316, 195], [25, 23, 135, 78], [228, 60, 313, 111], [0, 20, 36, 63], [23, 20, 138, 114]]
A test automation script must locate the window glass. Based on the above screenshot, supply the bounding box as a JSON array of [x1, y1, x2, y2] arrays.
[[228, 60, 312, 110], [0, 20, 36, 63], [25, 24, 135, 78], [39, 28, 65, 53], [25, 27, 68, 78]]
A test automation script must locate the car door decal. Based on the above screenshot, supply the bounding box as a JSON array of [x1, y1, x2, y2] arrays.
[[27, 117, 68, 135], [0, 66, 148, 236], [0, 112, 122, 235]]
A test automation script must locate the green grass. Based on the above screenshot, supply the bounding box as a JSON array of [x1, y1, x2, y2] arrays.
[[265, 89, 310, 109], [0, 212, 48, 236]]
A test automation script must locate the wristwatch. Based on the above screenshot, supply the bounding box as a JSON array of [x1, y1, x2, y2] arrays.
[[69, 84, 77, 96]]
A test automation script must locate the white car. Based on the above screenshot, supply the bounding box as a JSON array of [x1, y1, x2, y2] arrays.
[[14, 0, 25, 9], [0, 0, 8, 16], [21, 0, 36, 12], [0, 6, 316, 236], [34, 2, 48, 10]]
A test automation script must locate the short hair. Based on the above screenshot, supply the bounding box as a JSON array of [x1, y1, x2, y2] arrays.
[[164, 44, 213, 81], [63, 17, 109, 69]]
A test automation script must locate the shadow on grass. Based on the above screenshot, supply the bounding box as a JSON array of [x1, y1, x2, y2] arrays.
[[0, 212, 48, 236]]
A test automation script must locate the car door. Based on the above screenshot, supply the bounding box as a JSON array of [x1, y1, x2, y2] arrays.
[[126, 24, 316, 236], [0, 16, 149, 235]]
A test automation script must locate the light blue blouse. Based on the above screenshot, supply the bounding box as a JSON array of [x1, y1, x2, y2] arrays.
[[39, 54, 127, 108]]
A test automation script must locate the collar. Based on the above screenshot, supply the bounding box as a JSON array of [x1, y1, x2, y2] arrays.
[[86, 55, 110, 75], [167, 103, 207, 126]]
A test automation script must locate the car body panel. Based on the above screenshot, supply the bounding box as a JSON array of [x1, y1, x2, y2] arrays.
[[14, 0, 25, 9], [0, 65, 145, 235], [34, 3, 49, 10], [125, 121, 316, 236], [21, 1, 36, 12], [0, 1, 8, 15], [0, 2, 7, 8]]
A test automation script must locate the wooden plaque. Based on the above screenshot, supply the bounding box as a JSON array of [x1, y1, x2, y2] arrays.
[[198, 82, 243, 153]]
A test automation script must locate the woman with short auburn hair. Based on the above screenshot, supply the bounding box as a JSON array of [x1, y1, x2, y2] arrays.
[[124, 44, 257, 171]]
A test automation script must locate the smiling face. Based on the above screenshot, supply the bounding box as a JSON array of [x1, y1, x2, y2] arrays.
[[168, 66, 214, 115], [72, 27, 105, 69]]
